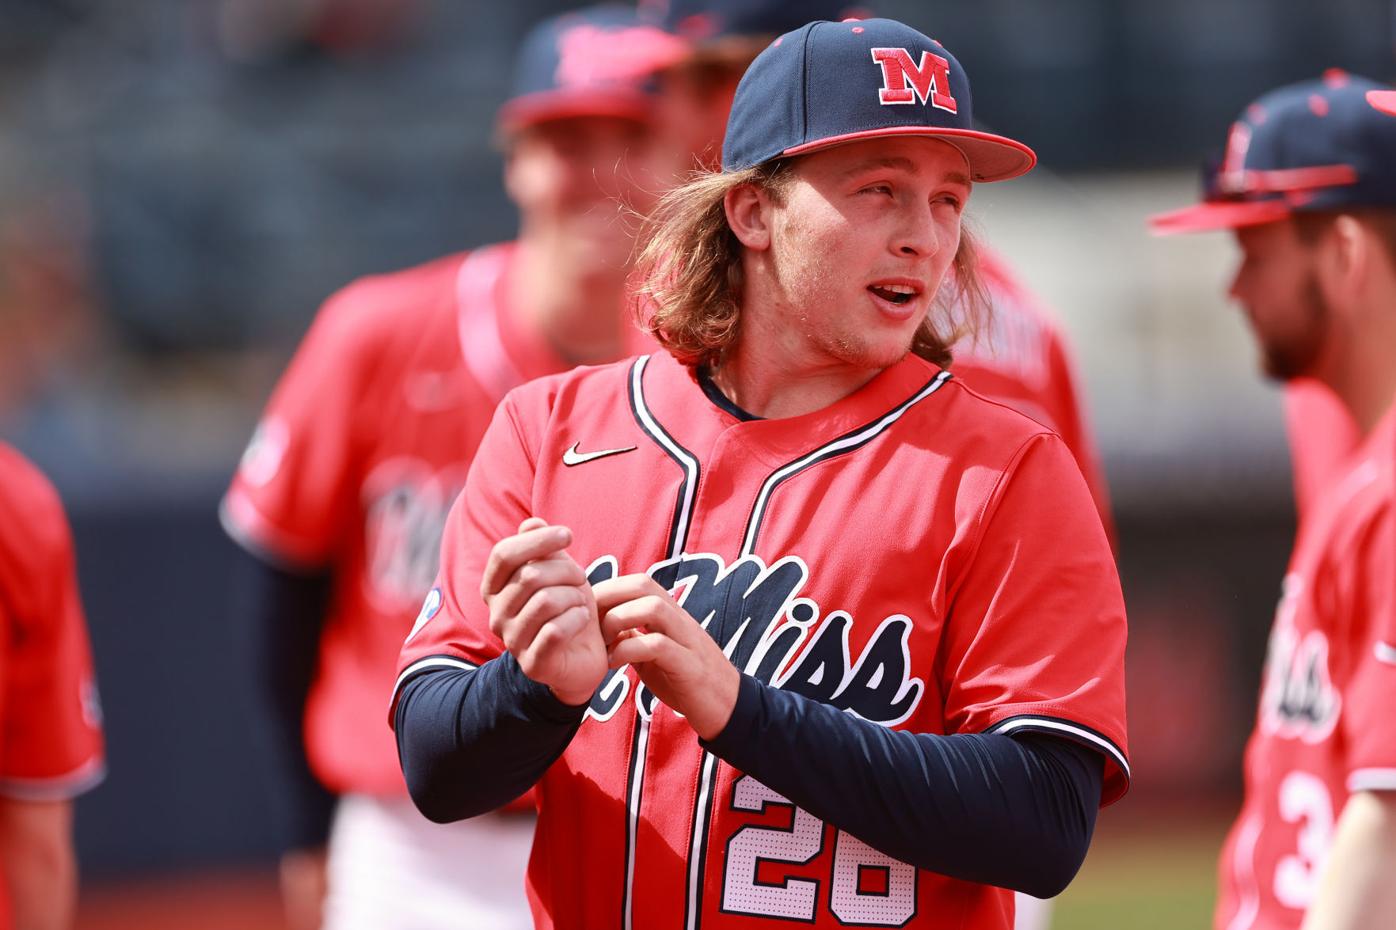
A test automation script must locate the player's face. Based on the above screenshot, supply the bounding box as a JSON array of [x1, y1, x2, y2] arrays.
[[761, 136, 970, 372], [1228, 220, 1331, 381], [505, 116, 659, 265]]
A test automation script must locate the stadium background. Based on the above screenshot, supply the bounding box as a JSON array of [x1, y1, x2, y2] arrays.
[[2, 0, 1393, 926]]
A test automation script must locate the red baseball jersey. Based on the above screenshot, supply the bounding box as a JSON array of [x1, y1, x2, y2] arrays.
[[1282, 380, 1361, 520], [395, 349, 1130, 930], [951, 247, 1113, 535], [223, 242, 648, 795], [1214, 407, 1396, 930], [0, 443, 105, 799]]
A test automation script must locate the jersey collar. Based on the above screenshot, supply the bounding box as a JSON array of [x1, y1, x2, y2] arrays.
[[641, 350, 952, 466]]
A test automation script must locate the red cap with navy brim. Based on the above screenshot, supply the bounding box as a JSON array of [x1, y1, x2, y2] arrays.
[[497, 5, 689, 135], [721, 18, 1035, 182], [1150, 71, 1396, 235]]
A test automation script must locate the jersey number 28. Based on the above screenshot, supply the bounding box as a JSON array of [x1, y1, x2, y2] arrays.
[[721, 776, 917, 926]]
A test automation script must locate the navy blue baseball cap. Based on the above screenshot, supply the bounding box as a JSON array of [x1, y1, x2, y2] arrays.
[[497, 5, 688, 134], [1151, 71, 1396, 235], [721, 18, 1036, 182]]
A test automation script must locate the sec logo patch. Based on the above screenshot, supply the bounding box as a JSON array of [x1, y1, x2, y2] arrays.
[[405, 587, 444, 644]]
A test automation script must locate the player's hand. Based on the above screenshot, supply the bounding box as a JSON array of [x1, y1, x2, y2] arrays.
[[595, 574, 741, 740], [481, 518, 606, 707]]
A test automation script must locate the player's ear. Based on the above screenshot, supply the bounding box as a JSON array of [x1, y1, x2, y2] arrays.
[[1315, 214, 1370, 314], [725, 183, 772, 251]]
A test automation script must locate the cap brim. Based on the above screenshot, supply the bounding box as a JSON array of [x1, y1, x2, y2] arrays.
[[497, 90, 654, 135], [782, 126, 1036, 182], [1367, 90, 1396, 116], [1148, 199, 1293, 235]]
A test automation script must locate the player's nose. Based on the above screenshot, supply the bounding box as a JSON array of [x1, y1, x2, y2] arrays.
[[891, 202, 939, 258]]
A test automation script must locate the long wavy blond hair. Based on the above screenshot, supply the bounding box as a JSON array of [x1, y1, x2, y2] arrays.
[[633, 157, 990, 370]]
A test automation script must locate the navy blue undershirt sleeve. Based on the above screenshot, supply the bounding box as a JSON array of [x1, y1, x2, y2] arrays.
[[394, 653, 586, 823], [702, 674, 1104, 899], [233, 548, 337, 853], [396, 661, 1102, 897]]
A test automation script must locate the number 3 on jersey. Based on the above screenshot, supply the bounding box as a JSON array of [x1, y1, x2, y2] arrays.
[[1274, 771, 1334, 910], [721, 775, 917, 926]]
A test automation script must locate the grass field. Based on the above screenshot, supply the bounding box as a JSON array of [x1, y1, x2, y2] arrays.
[[1052, 810, 1227, 930]]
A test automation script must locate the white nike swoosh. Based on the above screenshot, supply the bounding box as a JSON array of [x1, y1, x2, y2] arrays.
[[562, 442, 637, 466], [1376, 641, 1396, 666]]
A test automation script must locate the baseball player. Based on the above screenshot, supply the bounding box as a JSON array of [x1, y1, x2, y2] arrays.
[[645, 1, 1116, 553], [0, 442, 105, 930], [394, 18, 1129, 930], [645, 20, 1114, 929], [220, 7, 677, 928], [1151, 74, 1396, 929], [1283, 83, 1396, 524]]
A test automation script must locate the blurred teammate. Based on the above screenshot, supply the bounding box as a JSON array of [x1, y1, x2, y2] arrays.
[[951, 252, 1114, 543], [0, 442, 105, 930], [395, 18, 1128, 930], [1152, 74, 1396, 929], [1284, 85, 1396, 521], [639, 0, 862, 176], [220, 7, 676, 929]]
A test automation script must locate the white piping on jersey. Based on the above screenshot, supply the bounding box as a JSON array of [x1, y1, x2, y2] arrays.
[[1349, 768, 1396, 792], [624, 355, 702, 930], [740, 370, 953, 554], [1224, 814, 1263, 930], [0, 755, 106, 802], [988, 716, 1131, 780], [456, 247, 525, 405], [1375, 641, 1396, 666], [629, 355, 700, 555], [685, 751, 721, 930], [622, 719, 650, 930], [390, 655, 479, 710]]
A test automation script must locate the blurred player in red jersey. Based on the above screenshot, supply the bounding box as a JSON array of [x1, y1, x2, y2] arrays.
[[220, 7, 680, 929], [394, 18, 1128, 930], [1153, 75, 1396, 929], [1279, 87, 1396, 526], [637, 0, 866, 177], [0, 442, 105, 930]]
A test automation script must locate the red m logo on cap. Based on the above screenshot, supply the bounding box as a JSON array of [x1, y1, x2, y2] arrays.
[[870, 47, 958, 113]]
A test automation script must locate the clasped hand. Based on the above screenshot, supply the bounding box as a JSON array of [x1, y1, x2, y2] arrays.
[[481, 518, 740, 739]]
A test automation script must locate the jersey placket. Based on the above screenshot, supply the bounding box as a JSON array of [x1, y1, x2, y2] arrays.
[[625, 408, 774, 930]]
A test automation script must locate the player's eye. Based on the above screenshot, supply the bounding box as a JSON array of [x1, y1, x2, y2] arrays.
[[933, 193, 965, 213]]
